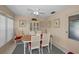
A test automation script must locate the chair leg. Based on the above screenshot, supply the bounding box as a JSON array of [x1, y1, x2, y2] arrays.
[[28, 44, 32, 54], [41, 47, 43, 54], [30, 49, 32, 54], [50, 42, 52, 51], [27, 43, 31, 54], [29, 46, 32, 54], [48, 45, 50, 54], [39, 48, 40, 54], [24, 42, 26, 54], [28, 46, 31, 54]]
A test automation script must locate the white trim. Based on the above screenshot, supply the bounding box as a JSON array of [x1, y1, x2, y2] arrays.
[[52, 42, 70, 54]]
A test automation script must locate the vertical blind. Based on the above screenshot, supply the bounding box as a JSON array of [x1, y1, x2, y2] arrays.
[[0, 14, 14, 47]]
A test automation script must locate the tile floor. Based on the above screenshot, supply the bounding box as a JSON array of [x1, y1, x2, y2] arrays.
[[13, 43, 64, 54]]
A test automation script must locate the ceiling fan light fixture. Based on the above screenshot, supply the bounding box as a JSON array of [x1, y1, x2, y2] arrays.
[[33, 11, 39, 15]]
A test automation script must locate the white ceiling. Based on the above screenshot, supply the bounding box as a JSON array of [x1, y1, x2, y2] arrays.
[[6, 5, 69, 18]]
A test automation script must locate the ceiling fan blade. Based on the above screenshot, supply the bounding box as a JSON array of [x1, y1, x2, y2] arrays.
[[27, 8, 34, 12], [39, 12, 45, 14]]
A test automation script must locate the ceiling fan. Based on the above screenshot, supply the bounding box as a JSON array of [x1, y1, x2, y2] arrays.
[[27, 8, 45, 16]]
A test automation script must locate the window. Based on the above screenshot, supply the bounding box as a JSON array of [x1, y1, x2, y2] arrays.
[[69, 14, 79, 41]]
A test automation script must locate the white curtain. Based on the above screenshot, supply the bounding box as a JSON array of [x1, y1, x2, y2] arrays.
[[6, 18, 14, 42], [0, 15, 6, 47]]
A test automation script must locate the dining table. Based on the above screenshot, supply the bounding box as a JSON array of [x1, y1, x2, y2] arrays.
[[21, 35, 31, 54]]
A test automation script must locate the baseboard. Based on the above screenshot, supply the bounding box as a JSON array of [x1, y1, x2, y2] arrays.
[[52, 42, 69, 54]]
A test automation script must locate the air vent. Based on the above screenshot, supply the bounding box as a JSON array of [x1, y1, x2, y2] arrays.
[[51, 11, 55, 14]]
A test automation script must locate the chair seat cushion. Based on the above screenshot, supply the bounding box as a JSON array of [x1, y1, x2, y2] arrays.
[[15, 36, 22, 40]]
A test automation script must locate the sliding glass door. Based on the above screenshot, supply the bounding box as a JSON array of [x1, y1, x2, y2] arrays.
[[0, 14, 14, 48], [0, 15, 6, 47], [6, 18, 14, 42]]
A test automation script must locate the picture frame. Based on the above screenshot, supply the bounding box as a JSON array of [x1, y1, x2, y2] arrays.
[[53, 18, 60, 28], [19, 20, 26, 27]]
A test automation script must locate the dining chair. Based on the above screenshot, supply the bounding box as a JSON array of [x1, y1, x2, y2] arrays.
[[15, 35, 23, 44], [28, 34, 41, 54], [41, 33, 50, 54], [50, 34, 53, 51]]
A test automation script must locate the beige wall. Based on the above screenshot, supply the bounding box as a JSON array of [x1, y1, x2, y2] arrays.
[[15, 16, 50, 35], [15, 16, 31, 35], [49, 5, 79, 53], [0, 5, 15, 17], [39, 20, 51, 32]]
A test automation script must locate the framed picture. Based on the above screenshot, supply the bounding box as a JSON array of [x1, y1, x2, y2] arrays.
[[19, 20, 26, 27], [53, 18, 60, 28]]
